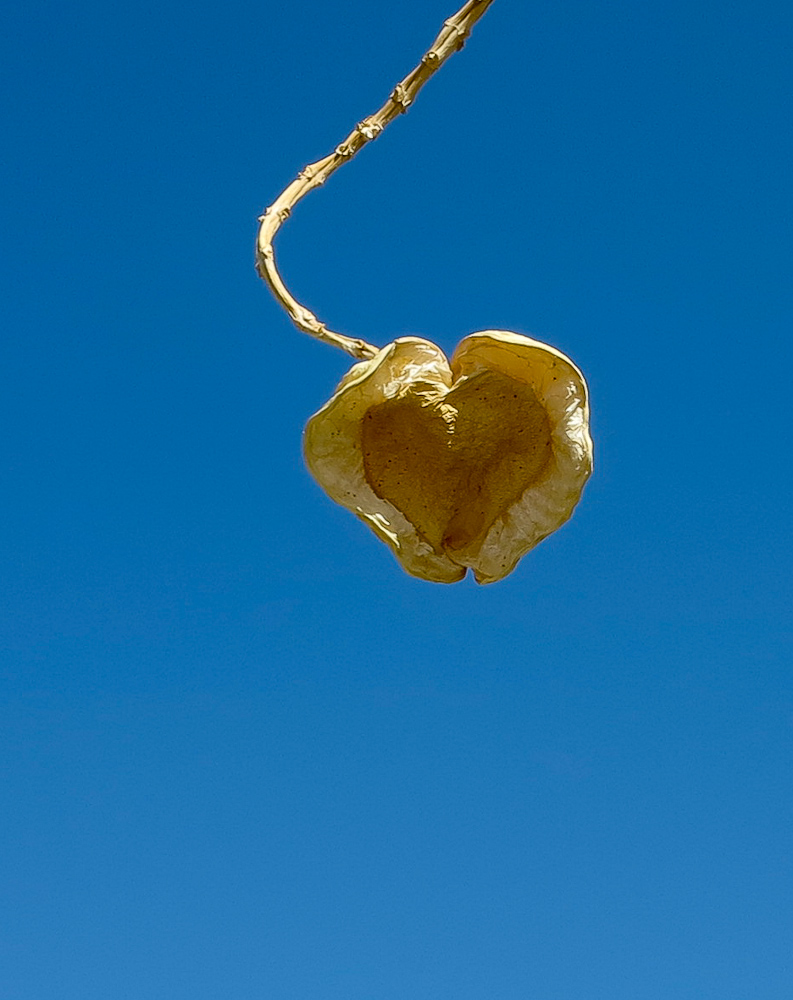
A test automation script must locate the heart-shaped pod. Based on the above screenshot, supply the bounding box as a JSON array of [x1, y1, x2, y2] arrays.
[[304, 330, 592, 583]]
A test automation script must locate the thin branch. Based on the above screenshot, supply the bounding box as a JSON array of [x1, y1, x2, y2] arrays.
[[256, 0, 498, 360]]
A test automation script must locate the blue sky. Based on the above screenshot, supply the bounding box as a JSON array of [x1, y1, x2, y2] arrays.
[[2, 0, 791, 997]]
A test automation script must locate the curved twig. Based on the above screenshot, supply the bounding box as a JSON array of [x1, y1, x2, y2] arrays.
[[256, 0, 498, 359]]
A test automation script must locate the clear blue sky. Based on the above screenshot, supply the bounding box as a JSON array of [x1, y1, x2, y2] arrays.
[[2, 0, 791, 997]]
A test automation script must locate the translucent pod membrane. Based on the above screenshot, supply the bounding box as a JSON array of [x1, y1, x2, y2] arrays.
[[304, 331, 593, 584]]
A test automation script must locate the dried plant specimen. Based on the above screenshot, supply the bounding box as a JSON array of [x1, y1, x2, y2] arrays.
[[255, 1, 593, 582]]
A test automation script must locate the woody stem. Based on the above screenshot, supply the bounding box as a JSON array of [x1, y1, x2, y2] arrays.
[[255, 0, 497, 360]]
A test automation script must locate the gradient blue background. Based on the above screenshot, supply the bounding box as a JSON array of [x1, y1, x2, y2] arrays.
[[2, 0, 791, 997]]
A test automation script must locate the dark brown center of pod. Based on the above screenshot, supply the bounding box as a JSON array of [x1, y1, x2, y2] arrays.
[[361, 369, 553, 558]]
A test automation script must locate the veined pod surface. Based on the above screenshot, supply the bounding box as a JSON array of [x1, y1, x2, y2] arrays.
[[304, 330, 593, 583]]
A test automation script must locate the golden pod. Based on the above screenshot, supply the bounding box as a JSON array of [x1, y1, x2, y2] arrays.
[[304, 331, 592, 583]]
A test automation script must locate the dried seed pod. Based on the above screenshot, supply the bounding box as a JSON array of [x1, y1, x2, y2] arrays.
[[255, 10, 594, 582], [304, 330, 592, 583]]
